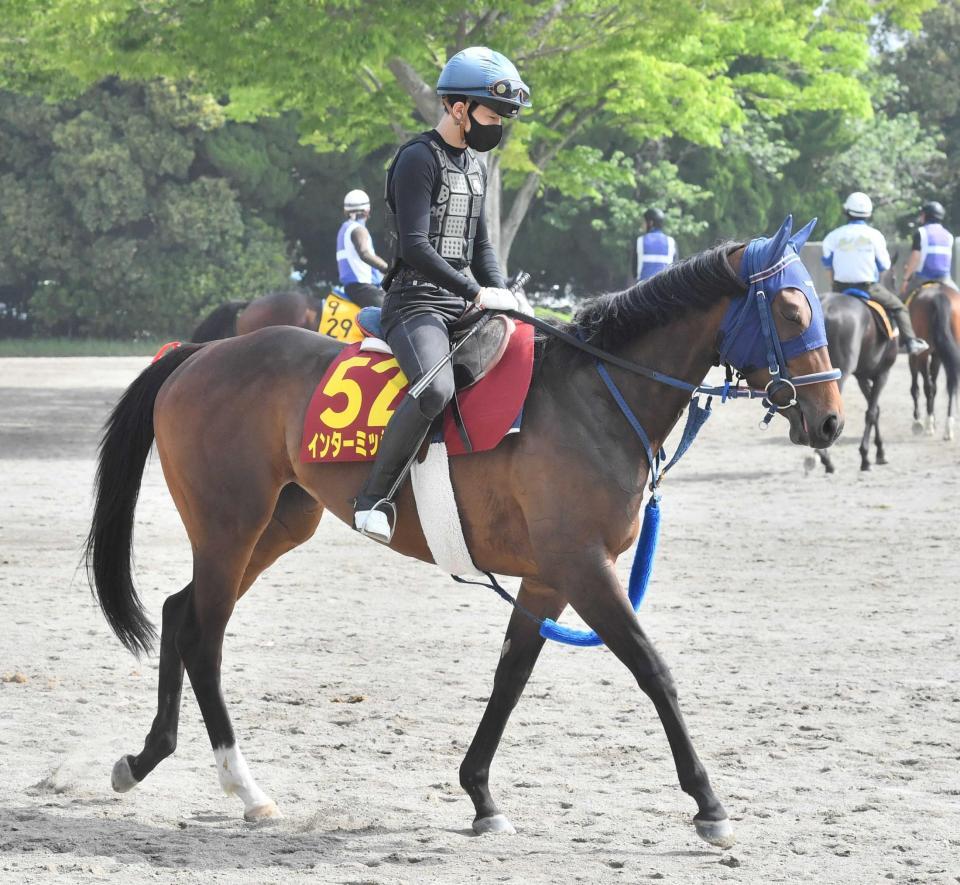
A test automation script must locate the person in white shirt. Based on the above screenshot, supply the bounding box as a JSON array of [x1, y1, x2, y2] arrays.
[[822, 192, 927, 355]]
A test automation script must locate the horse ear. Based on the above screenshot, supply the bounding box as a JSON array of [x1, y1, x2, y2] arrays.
[[764, 215, 793, 263], [789, 218, 817, 251]]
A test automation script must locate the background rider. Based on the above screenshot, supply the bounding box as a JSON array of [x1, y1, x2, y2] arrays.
[[821, 191, 927, 355], [336, 189, 388, 308], [899, 201, 957, 298]]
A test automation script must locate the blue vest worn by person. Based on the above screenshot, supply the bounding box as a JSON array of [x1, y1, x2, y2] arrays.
[[636, 229, 676, 281], [917, 223, 954, 280], [337, 220, 383, 286]]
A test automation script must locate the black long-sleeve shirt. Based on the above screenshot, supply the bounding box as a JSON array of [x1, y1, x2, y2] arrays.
[[389, 130, 505, 301]]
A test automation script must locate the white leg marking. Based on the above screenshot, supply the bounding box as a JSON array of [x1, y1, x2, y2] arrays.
[[213, 745, 279, 820]]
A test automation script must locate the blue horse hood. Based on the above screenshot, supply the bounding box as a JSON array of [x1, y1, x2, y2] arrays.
[[718, 216, 828, 373]]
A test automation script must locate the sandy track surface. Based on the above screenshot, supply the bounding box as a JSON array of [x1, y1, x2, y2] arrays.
[[1, 355, 958, 884]]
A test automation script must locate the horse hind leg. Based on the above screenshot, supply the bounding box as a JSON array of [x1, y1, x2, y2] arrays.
[[924, 357, 939, 435], [910, 356, 924, 435], [112, 485, 324, 802], [183, 484, 324, 822], [460, 580, 566, 835], [856, 376, 875, 471], [112, 584, 192, 792]]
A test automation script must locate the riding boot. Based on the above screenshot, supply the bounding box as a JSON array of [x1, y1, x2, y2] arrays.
[[353, 393, 434, 541], [891, 308, 928, 354]]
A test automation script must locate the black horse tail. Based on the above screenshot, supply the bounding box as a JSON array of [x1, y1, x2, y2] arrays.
[[931, 290, 960, 383], [85, 344, 204, 657], [190, 301, 247, 342]]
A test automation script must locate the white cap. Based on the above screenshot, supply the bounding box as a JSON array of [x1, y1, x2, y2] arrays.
[[843, 192, 873, 218], [344, 189, 371, 212]]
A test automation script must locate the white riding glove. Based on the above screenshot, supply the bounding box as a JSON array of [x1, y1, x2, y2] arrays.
[[513, 289, 536, 317], [475, 287, 520, 312]]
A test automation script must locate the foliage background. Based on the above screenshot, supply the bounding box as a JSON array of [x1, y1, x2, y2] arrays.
[[0, 0, 952, 337]]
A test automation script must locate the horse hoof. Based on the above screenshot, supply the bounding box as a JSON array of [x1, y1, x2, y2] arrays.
[[694, 816, 735, 848], [825, 464, 835, 474], [860, 463, 871, 472], [912, 420, 925, 436], [111, 755, 139, 793], [473, 813, 516, 835], [244, 801, 282, 822], [876, 456, 888, 466]]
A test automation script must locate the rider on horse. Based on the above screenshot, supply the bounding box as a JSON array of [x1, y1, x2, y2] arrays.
[[635, 207, 677, 281], [337, 189, 388, 308], [822, 191, 928, 355], [352, 46, 532, 542], [900, 200, 957, 299]]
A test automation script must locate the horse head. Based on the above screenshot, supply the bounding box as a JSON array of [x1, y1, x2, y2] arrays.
[[720, 216, 844, 448]]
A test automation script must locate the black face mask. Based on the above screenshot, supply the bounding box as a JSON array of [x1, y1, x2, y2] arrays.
[[464, 104, 503, 152]]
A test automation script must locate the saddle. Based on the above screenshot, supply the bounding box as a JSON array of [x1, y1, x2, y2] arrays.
[[356, 306, 514, 389], [903, 279, 946, 308], [840, 288, 897, 339]]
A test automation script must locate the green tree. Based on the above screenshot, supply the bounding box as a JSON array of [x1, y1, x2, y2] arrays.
[[1, 0, 934, 268], [0, 82, 291, 336]]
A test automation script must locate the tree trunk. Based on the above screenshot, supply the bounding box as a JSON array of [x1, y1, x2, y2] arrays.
[[486, 154, 504, 271]]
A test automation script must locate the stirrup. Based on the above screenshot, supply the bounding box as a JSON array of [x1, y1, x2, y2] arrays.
[[353, 498, 397, 544]]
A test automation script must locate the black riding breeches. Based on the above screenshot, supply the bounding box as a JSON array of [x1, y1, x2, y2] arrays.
[[343, 282, 385, 309]]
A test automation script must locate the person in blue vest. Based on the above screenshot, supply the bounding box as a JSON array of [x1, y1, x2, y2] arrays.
[[900, 200, 957, 298], [635, 208, 677, 281], [822, 191, 927, 355], [336, 189, 388, 308], [352, 47, 531, 542]]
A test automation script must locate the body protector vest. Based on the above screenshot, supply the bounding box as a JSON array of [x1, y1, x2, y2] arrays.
[[636, 229, 676, 281], [918, 223, 954, 280], [383, 135, 485, 287]]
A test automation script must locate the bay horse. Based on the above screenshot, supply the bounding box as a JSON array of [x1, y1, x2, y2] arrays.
[[908, 283, 960, 440], [814, 291, 898, 472], [190, 289, 325, 342], [86, 218, 843, 847]]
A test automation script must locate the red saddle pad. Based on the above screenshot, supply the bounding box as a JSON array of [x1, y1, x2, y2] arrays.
[[300, 321, 534, 463]]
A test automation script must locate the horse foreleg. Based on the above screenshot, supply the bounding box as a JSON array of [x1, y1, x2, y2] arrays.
[[459, 580, 565, 836], [815, 448, 835, 474], [112, 584, 191, 792], [556, 556, 732, 848]]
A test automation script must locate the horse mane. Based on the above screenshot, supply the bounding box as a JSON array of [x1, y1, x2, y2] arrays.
[[550, 241, 745, 355]]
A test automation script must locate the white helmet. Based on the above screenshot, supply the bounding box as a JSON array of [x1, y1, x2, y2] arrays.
[[343, 189, 371, 213], [843, 191, 873, 219]]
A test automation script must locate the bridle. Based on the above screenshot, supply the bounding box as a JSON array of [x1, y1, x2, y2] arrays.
[[505, 248, 841, 487]]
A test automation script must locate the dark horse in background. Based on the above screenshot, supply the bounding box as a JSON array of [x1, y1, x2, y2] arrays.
[[908, 282, 960, 440], [190, 289, 325, 342], [85, 219, 842, 848], [814, 290, 898, 472]]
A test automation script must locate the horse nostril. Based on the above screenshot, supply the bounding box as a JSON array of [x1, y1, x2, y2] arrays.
[[821, 413, 840, 440]]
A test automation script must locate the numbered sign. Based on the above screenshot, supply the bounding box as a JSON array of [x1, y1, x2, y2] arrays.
[[319, 292, 363, 343], [300, 344, 409, 463]]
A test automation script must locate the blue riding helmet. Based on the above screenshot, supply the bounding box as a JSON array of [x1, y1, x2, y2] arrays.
[[437, 46, 532, 118]]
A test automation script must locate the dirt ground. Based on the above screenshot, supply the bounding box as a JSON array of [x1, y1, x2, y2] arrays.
[[1, 355, 958, 885]]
